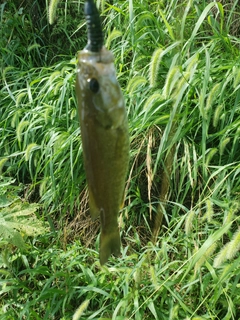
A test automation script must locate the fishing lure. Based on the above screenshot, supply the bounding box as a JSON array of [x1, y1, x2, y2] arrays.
[[84, 0, 103, 52], [76, 0, 129, 265]]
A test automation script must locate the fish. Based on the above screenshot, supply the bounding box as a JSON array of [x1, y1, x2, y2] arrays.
[[75, 0, 129, 265]]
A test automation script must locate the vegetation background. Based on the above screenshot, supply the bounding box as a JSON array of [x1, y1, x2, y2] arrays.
[[0, 0, 240, 319]]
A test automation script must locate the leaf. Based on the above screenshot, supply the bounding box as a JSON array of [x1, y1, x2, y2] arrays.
[[0, 194, 20, 208], [0, 200, 48, 248], [0, 224, 26, 249]]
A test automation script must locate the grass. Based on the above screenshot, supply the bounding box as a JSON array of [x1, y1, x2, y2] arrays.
[[1, 204, 239, 319], [0, 0, 240, 319]]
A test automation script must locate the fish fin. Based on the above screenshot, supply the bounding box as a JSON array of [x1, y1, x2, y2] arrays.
[[99, 229, 121, 265], [88, 187, 100, 219]]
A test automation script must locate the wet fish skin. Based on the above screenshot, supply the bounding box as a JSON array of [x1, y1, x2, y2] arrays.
[[76, 47, 129, 265]]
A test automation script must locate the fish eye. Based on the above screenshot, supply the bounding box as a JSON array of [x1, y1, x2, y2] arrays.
[[88, 78, 100, 93]]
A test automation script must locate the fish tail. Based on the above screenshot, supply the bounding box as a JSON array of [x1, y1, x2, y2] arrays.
[[99, 229, 121, 265]]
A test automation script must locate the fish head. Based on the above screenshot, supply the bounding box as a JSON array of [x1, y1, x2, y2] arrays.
[[76, 46, 126, 129]]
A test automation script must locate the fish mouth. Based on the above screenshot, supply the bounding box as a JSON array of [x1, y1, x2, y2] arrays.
[[78, 47, 114, 65], [84, 0, 104, 53]]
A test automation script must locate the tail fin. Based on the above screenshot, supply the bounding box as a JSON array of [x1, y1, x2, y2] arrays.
[[99, 229, 121, 265]]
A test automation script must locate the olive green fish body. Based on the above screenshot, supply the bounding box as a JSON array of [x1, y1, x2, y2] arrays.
[[76, 48, 129, 264]]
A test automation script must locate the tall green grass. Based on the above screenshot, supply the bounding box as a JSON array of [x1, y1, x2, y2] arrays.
[[0, 0, 240, 319], [1, 202, 239, 319]]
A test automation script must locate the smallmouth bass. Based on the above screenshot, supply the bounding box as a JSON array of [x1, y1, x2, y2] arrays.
[[75, 0, 129, 265]]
